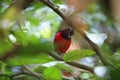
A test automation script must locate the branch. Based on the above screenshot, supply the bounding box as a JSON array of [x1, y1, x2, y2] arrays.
[[39, 0, 112, 66], [9, 65, 46, 80], [0, 71, 42, 79], [10, 72, 28, 79], [0, 44, 20, 61], [0, 73, 9, 77], [22, 65, 44, 79], [0, 66, 45, 79], [47, 51, 94, 73]]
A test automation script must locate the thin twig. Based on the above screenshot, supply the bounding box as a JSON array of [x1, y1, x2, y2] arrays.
[[23, 65, 47, 80], [23, 65, 41, 79], [39, 0, 112, 66], [10, 72, 26, 79], [0, 71, 43, 79], [0, 73, 9, 77]]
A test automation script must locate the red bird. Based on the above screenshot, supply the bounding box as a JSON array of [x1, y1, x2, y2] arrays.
[[54, 27, 74, 54]]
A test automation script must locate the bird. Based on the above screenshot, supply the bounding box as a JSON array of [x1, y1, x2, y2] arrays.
[[54, 27, 74, 54]]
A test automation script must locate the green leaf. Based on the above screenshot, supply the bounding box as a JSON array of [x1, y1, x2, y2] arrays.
[[46, 12, 58, 20], [6, 41, 54, 66], [53, 0, 64, 4], [24, 10, 39, 26], [43, 66, 62, 80], [64, 49, 95, 62], [109, 67, 120, 80], [56, 63, 73, 72], [7, 53, 55, 66], [13, 30, 39, 45], [111, 53, 120, 68], [0, 40, 14, 56], [6, 29, 55, 66], [116, 48, 120, 54]]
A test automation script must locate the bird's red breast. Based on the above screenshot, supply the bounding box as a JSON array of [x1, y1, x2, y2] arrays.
[[54, 27, 74, 54], [54, 32, 71, 54]]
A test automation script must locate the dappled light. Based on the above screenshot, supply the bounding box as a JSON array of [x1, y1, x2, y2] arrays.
[[0, 0, 120, 80]]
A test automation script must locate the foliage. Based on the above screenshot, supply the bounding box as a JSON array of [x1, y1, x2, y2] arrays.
[[0, 0, 120, 80], [64, 49, 95, 62]]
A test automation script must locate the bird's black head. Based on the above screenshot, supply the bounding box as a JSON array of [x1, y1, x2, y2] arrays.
[[60, 27, 74, 40]]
